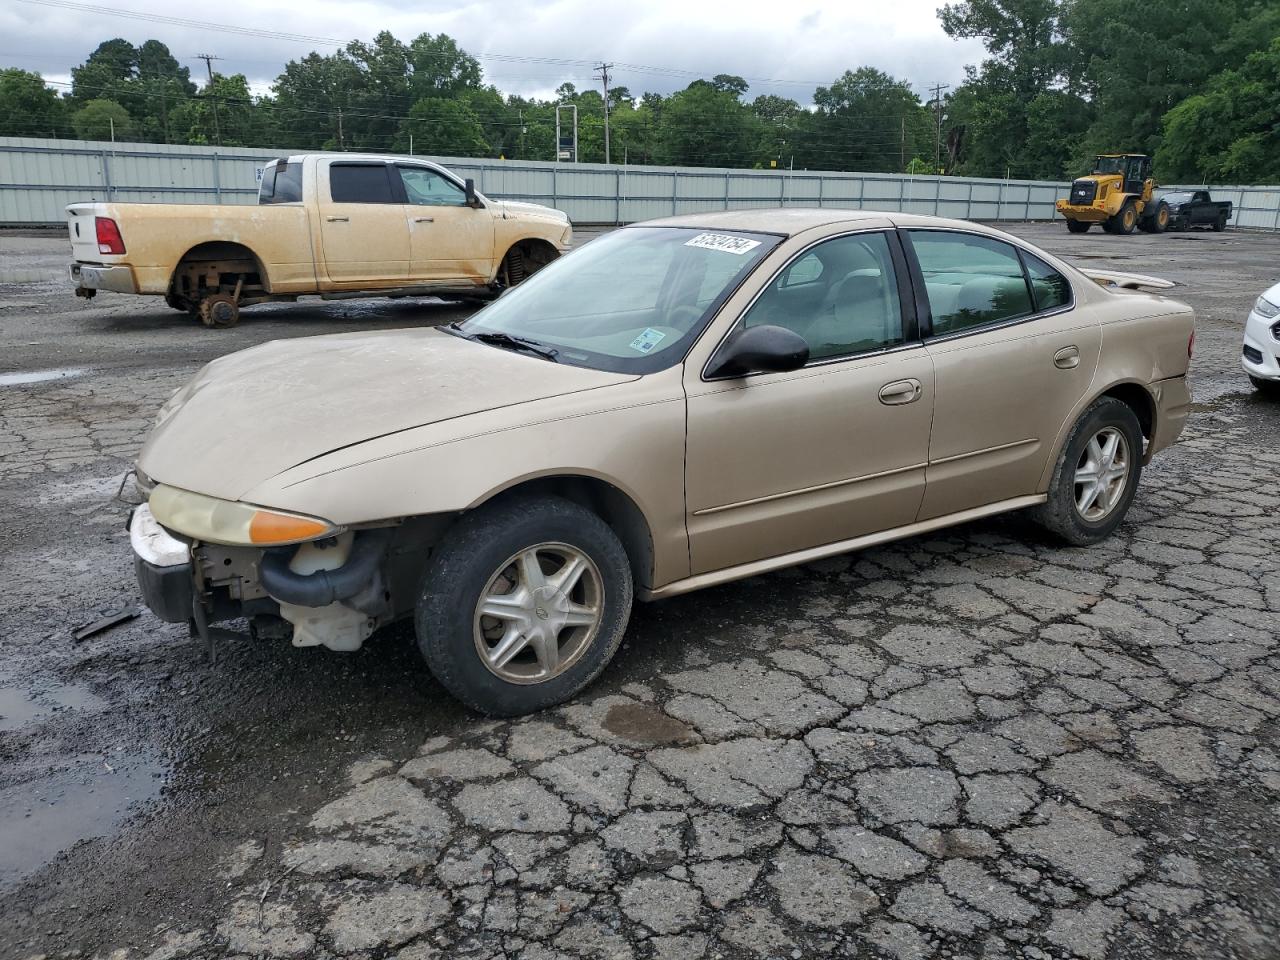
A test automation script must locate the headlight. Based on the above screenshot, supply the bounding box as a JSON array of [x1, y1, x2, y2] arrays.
[[1254, 296, 1280, 319], [148, 484, 341, 546]]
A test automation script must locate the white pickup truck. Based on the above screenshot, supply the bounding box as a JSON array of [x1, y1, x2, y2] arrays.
[[67, 154, 573, 327]]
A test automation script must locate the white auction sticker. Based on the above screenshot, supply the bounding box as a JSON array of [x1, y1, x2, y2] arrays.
[[629, 327, 667, 353], [684, 233, 762, 255]]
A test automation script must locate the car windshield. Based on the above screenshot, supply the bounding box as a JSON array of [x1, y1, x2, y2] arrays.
[[452, 226, 782, 373], [1093, 156, 1127, 175], [1162, 192, 1193, 203]]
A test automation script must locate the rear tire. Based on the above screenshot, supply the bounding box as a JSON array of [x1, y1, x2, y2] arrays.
[[1066, 220, 1090, 234], [1030, 397, 1143, 546], [1212, 213, 1228, 232], [415, 496, 633, 716], [1151, 202, 1170, 233]]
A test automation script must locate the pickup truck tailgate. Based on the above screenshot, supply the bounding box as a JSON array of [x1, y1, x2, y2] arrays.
[[67, 203, 106, 262]]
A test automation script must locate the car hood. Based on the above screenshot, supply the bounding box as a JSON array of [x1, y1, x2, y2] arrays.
[[138, 327, 632, 502], [500, 200, 569, 222]]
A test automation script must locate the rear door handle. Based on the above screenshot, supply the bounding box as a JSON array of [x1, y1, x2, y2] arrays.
[[326, 215, 349, 223], [1054, 345, 1080, 369], [879, 378, 922, 405], [413, 216, 434, 223]]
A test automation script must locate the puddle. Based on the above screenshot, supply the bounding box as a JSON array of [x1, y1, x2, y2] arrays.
[[602, 701, 697, 746], [0, 682, 108, 732], [0, 367, 86, 387], [0, 753, 166, 888]]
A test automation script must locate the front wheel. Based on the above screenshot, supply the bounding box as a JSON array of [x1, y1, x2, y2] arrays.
[[1030, 397, 1143, 546], [415, 496, 633, 716]]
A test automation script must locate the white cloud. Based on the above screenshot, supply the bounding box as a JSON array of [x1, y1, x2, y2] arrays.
[[2, 0, 987, 103]]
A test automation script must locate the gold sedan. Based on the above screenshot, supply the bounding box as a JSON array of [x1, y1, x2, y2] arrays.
[[129, 210, 1194, 715]]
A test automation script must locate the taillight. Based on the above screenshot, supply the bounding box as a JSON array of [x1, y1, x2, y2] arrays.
[[95, 217, 125, 255], [1188, 329, 1195, 358]]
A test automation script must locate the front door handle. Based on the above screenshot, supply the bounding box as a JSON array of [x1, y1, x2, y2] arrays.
[[326, 215, 349, 223], [413, 216, 434, 223], [1054, 345, 1080, 369], [879, 378, 922, 405]]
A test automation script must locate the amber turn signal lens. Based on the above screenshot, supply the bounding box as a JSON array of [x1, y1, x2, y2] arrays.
[[249, 511, 333, 545]]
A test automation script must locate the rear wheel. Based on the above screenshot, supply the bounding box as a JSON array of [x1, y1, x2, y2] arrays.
[[1212, 212, 1228, 232], [197, 293, 240, 328], [1151, 202, 1170, 233], [1030, 397, 1143, 546], [1066, 220, 1090, 234], [415, 496, 633, 716]]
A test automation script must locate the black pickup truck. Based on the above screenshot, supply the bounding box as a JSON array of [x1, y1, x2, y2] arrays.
[[1159, 190, 1233, 231]]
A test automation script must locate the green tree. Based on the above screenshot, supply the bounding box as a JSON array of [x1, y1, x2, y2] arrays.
[[808, 68, 931, 172], [654, 79, 767, 167], [0, 69, 67, 138], [173, 73, 265, 146], [1155, 36, 1280, 183], [395, 97, 490, 157], [72, 98, 134, 141]]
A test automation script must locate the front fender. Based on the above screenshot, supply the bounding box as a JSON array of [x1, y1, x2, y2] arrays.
[[240, 371, 690, 586]]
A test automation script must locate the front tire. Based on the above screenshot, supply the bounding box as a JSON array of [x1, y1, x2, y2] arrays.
[[1030, 397, 1143, 546], [415, 496, 633, 716]]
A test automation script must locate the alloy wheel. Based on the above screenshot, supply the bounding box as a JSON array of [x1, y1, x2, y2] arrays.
[[1073, 426, 1130, 522], [473, 542, 603, 684]]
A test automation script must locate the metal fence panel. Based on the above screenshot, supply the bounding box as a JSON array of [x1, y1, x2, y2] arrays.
[[2, 135, 1278, 230]]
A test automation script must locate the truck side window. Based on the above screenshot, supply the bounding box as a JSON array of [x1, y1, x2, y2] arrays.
[[397, 166, 466, 206], [272, 163, 303, 203], [329, 164, 397, 204]]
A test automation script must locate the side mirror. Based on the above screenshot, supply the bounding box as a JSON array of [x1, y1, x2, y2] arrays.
[[707, 324, 810, 379], [464, 178, 482, 208]]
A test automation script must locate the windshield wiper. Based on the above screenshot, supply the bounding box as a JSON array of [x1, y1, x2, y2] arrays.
[[469, 331, 560, 362]]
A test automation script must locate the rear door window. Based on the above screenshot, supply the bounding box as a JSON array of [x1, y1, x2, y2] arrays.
[[907, 231, 1034, 336], [329, 163, 397, 204]]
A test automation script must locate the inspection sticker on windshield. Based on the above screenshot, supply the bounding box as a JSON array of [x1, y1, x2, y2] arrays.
[[684, 233, 762, 255], [629, 328, 667, 353]]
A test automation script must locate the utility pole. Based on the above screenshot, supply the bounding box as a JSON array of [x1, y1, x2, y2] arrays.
[[929, 82, 949, 174], [337, 107, 345, 151], [595, 62, 613, 165], [196, 53, 222, 146]]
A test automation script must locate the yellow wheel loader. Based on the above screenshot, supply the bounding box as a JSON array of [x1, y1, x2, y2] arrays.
[[1055, 154, 1171, 236]]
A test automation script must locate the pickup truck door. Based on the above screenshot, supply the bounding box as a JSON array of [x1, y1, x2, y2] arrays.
[[394, 164, 495, 283], [317, 160, 410, 285]]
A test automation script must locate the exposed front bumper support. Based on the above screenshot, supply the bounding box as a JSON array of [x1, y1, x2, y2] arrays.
[[130, 504, 194, 623]]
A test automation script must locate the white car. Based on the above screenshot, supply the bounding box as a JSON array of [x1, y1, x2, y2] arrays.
[[1243, 281, 1280, 395]]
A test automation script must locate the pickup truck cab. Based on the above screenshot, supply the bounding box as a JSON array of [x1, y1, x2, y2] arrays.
[[67, 154, 573, 327], [1159, 190, 1232, 232]]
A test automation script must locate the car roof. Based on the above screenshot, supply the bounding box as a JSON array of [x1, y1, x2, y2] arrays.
[[634, 207, 1014, 240]]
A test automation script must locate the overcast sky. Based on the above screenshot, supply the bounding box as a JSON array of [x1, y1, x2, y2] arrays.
[[2, 0, 987, 105]]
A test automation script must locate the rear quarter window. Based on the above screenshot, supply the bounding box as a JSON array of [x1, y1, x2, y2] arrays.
[[258, 161, 302, 205]]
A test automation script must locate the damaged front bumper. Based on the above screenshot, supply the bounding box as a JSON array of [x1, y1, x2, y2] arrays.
[[129, 502, 195, 623], [129, 501, 405, 651]]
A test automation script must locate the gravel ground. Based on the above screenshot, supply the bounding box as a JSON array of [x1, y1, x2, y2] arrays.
[[0, 221, 1277, 960]]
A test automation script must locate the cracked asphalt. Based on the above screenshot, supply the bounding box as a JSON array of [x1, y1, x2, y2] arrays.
[[1, 222, 1278, 960]]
